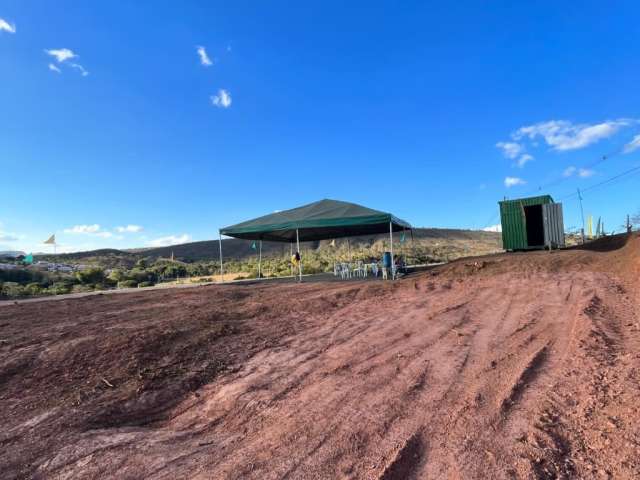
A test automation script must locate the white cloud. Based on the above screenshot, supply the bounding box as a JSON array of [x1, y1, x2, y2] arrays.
[[504, 176, 526, 188], [64, 224, 101, 234], [623, 134, 640, 154], [48, 63, 61, 73], [563, 166, 595, 178], [211, 89, 232, 108], [483, 224, 502, 233], [0, 232, 19, 242], [0, 18, 16, 34], [147, 234, 192, 248], [196, 46, 213, 66], [496, 141, 523, 159], [64, 224, 113, 238], [45, 48, 77, 63], [515, 154, 533, 168], [70, 63, 89, 76], [115, 224, 143, 233], [514, 119, 635, 151]]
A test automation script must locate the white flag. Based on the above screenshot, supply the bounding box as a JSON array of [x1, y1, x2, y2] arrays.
[[44, 234, 56, 244]]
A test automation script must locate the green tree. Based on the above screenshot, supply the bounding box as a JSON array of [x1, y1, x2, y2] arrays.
[[76, 267, 105, 285]]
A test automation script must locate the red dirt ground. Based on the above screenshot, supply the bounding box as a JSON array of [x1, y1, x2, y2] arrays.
[[2, 234, 640, 479]]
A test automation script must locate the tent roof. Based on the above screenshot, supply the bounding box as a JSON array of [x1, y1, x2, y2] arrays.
[[220, 199, 412, 242]]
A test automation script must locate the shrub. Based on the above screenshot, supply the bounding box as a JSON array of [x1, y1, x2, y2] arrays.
[[47, 282, 72, 295], [72, 284, 93, 293], [117, 280, 138, 289], [138, 281, 154, 288], [2, 282, 25, 297], [24, 283, 43, 296], [76, 267, 105, 285]]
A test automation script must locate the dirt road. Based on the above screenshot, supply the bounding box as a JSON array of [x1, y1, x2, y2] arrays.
[[1, 234, 640, 479]]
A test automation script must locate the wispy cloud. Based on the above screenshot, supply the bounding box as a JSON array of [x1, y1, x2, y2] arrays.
[[623, 134, 640, 154], [70, 63, 89, 76], [515, 153, 533, 168], [0, 232, 19, 242], [504, 176, 526, 188], [115, 225, 143, 233], [45, 48, 77, 63], [496, 142, 534, 169], [45, 48, 89, 76], [563, 166, 595, 178], [0, 18, 16, 34], [483, 224, 502, 233], [147, 234, 191, 247], [578, 168, 595, 178], [211, 89, 232, 108], [64, 224, 101, 234], [64, 224, 113, 238], [496, 141, 523, 159], [513, 119, 635, 151], [196, 46, 213, 66]]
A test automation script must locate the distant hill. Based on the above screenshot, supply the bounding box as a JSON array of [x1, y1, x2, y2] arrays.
[[35, 228, 501, 267], [0, 251, 26, 258]]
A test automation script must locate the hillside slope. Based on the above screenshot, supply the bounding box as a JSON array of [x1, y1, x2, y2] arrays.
[[39, 228, 501, 265]]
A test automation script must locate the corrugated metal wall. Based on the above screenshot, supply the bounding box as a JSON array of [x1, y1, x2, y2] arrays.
[[499, 195, 554, 251], [543, 203, 565, 248]]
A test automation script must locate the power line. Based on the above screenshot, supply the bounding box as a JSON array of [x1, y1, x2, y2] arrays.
[[559, 164, 640, 200], [524, 147, 623, 196]]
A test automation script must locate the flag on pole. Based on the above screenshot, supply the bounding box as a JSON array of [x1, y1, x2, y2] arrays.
[[24, 253, 33, 264], [44, 234, 56, 244], [329, 239, 336, 247], [400, 232, 406, 243], [251, 241, 257, 250]]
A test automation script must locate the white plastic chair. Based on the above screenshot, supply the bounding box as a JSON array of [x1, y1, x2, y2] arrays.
[[371, 263, 379, 277]]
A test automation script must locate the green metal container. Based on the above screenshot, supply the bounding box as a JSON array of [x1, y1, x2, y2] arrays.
[[499, 195, 564, 251]]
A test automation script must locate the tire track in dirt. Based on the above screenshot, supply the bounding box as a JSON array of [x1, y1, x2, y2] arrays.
[[4, 234, 640, 479]]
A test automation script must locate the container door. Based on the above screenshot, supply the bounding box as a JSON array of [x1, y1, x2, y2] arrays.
[[542, 203, 565, 248]]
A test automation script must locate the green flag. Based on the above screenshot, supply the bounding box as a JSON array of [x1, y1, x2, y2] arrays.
[[251, 241, 257, 250], [24, 253, 33, 264]]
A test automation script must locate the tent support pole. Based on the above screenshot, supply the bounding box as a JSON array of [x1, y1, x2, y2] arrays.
[[290, 242, 293, 277], [258, 240, 262, 279], [218, 231, 224, 283], [296, 228, 302, 282], [389, 221, 394, 280]]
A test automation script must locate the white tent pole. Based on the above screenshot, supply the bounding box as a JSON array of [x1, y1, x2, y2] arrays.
[[296, 228, 302, 282], [290, 241, 293, 277], [389, 221, 394, 280], [218, 231, 224, 283], [258, 240, 262, 279]]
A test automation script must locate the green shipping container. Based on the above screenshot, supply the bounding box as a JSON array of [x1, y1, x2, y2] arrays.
[[499, 195, 565, 251]]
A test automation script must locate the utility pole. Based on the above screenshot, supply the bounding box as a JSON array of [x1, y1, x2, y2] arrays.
[[577, 188, 586, 244]]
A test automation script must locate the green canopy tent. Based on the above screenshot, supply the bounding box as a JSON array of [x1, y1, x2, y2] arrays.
[[219, 199, 412, 281]]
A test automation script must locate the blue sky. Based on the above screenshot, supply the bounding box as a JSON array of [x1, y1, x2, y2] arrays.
[[2, 1, 640, 253]]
